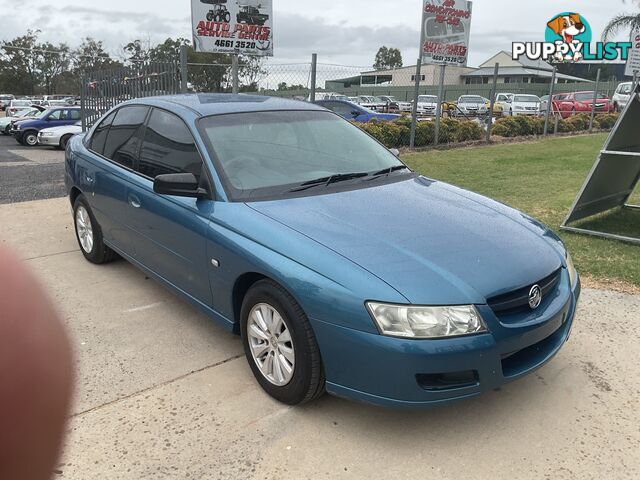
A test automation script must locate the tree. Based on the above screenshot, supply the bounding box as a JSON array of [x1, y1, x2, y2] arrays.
[[373, 46, 403, 71], [0, 30, 41, 95], [36, 41, 71, 95], [277, 82, 306, 91], [602, 8, 640, 41], [73, 38, 121, 74]]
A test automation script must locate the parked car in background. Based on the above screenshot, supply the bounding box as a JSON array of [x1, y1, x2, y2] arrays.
[[65, 94, 580, 407], [38, 120, 82, 149], [379, 95, 412, 113], [482, 97, 504, 117], [612, 82, 633, 112], [6, 99, 34, 116], [416, 95, 439, 116], [495, 93, 514, 115], [511, 94, 541, 116], [0, 107, 44, 135], [0, 94, 16, 111], [12, 106, 95, 146], [314, 100, 400, 122], [552, 91, 611, 119], [313, 92, 348, 101], [455, 95, 489, 117], [357, 96, 386, 112]]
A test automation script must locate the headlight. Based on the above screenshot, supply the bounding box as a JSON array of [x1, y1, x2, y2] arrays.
[[566, 252, 578, 288], [15, 124, 21, 130], [366, 302, 486, 339]]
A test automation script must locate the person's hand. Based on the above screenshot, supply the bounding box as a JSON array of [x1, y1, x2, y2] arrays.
[[0, 246, 73, 480]]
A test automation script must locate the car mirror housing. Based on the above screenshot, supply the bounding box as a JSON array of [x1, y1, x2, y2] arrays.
[[153, 173, 209, 199], [390, 148, 400, 157]]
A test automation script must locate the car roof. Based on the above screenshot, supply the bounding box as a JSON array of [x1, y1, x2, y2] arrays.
[[121, 94, 323, 117]]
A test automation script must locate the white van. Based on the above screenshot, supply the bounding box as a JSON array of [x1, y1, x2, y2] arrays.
[[612, 82, 633, 112]]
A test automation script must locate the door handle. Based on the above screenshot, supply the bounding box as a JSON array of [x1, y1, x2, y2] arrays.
[[85, 174, 95, 184], [128, 194, 141, 209]]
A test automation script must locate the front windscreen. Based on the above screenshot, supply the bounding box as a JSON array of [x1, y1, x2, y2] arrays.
[[514, 95, 540, 103], [199, 110, 406, 201]]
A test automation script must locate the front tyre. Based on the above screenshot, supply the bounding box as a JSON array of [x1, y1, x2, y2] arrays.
[[23, 130, 38, 147], [241, 280, 325, 405], [73, 195, 117, 264]]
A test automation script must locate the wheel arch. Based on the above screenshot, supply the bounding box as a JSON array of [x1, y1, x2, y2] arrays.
[[69, 186, 82, 207]]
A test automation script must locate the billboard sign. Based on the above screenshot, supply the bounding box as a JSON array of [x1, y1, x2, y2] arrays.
[[191, 0, 273, 56], [421, 0, 473, 66], [625, 30, 640, 77]]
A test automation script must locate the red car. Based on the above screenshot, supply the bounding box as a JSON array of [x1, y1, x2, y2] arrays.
[[551, 91, 611, 119]]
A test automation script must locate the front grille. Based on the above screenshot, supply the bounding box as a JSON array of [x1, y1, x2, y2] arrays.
[[487, 269, 561, 316]]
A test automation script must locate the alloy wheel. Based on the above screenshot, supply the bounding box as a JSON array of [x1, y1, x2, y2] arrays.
[[247, 303, 295, 386], [75, 205, 94, 253]]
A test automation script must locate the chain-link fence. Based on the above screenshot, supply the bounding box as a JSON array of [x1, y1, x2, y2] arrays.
[[80, 52, 624, 147]]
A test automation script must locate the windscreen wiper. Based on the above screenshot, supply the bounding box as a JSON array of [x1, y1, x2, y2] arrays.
[[289, 172, 369, 192], [371, 165, 410, 177]]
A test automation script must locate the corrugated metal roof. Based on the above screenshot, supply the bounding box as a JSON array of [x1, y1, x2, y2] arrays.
[[462, 67, 591, 82]]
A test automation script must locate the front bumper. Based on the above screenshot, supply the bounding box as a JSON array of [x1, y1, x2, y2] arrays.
[[312, 270, 580, 408]]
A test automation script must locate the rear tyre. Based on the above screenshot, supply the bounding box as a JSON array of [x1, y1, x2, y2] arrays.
[[23, 130, 38, 147], [73, 195, 117, 264], [241, 279, 325, 405]]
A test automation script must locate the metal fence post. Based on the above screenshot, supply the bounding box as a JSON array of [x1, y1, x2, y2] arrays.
[[589, 68, 601, 132], [180, 45, 188, 94], [232, 54, 239, 94], [434, 64, 446, 146], [409, 60, 423, 148], [486, 62, 499, 143], [310, 53, 317, 102], [543, 67, 557, 136], [80, 75, 87, 132]]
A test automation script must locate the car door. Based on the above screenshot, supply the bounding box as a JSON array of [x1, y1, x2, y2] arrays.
[[123, 107, 213, 306], [82, 105, 150, 256]]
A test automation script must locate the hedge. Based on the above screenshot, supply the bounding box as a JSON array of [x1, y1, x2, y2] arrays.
[[355, 113, 620, 148], [492, 113, 619, 138]]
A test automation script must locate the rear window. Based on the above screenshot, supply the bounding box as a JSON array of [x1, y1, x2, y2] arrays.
[[89, 110, 117, 155]]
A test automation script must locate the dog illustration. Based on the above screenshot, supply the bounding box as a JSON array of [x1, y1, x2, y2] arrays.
[[547, 13, 586, 62]]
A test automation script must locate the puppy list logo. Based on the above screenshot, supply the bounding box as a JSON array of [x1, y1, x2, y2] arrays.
[[513, 12, 631, 63]]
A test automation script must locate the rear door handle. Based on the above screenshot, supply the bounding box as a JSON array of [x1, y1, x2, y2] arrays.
[[128, 194, 141, 209], [85, 174, 95, 184]]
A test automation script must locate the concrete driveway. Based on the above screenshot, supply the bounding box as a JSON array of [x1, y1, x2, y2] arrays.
[[1, 198, 639, 480]]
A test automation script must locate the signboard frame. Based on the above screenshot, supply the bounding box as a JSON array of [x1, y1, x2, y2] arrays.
[[561, 88, 640, 245], [421, 0, 473, 67], [191, 0, 274, 56]]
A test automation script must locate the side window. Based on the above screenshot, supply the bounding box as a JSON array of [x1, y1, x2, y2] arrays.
[[89, 110, 117, 156], [103, 106, 149, 169], [69, 110, 81, 121], [48, 110, 63, 120], [138, 109, 202, 180]]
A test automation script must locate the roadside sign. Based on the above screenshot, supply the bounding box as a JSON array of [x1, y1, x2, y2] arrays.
[[625, 30, 640, 77], [191, 0, 273, 56], [421, 0, 473, 67]]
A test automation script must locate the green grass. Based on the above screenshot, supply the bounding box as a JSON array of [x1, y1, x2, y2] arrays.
[[404, 134, 640, 288]]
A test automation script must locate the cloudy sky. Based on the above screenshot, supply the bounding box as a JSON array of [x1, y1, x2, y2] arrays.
[[0, 0, 636, 67]]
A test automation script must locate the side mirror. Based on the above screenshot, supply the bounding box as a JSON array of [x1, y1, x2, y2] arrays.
[[390, 148, 400, 157], [153, 173, 208, 199]]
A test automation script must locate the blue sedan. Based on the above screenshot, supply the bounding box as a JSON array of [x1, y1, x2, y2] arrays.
[[65, 94, 580, 408], [314, 99, 400, 122]]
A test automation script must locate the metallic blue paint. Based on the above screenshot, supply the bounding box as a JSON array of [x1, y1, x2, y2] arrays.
[[65, 94, 580, 408]]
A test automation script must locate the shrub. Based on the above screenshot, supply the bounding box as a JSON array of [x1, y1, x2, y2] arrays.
[[455, 120, 484, 142], [596, 113, 619, 129]]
